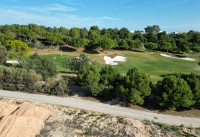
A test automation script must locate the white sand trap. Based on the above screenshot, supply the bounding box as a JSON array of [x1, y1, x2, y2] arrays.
[[104, 56, 127, 65], [160, 54, 195, 61], [6, 60, 19, 64]]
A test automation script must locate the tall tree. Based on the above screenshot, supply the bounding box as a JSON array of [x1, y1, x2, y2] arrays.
[[99, 66, 122, 100], [78, 65, 103, 96], [146, 32, 158, 43], [145, 25, 160, 34], [179, 73, 200, 108], [69, 28, 80, 38], [154, 75, 195, 110], [72, 38, 85, 50], [191, 44, 200, 55], [119, 39, 129, 50], [144, 42, 157, 50], [119, 27, 130, 39], [58, 27, 69, 36], [175, 39, 189, 53], [80, 28, 88, 38], [160, 41, 172, 52], [126, 39, 141, 50], [100, 38, 115, 51], [45, 33, 63, 45]]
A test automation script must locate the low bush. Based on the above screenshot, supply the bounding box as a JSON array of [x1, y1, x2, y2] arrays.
[[65, 54, 92, 72], [40, 79, 70, 95], [0, 46, 7, 65], [16, 53, 57, 80], [0, 65, 42, 92]]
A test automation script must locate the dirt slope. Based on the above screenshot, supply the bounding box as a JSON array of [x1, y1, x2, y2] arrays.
[[0, 102, 18, 116], [0, 102, 50, 137], [0, 116, 44, 137], [0, 98, 199, 137]]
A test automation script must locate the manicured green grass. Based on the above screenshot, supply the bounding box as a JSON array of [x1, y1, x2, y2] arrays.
[[40, 51, 200, 83], [114, 52, 200, 83], [40, 54, 72, 72]]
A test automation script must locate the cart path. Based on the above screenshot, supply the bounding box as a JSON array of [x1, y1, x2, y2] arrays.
[[0, 90, 200, 127]]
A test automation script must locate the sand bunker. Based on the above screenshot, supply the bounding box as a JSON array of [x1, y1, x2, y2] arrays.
[[6, 60, 19, 64], [0, 102, 51, 137], [160, 54, 195, 61], [104, 56, 127, 65]]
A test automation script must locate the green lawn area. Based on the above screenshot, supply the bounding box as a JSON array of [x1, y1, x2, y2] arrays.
[[115, 52, 200, 83], [40, 54, 72, 72], [40, 51, 200, 83]]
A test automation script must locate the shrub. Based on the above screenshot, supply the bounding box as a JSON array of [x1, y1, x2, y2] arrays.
[[16, 53, 57, 80], [41, 79, 70, 95], [0, 45, 7, 65], [65, 54, 92, 72], [0, 65, 42, 91]]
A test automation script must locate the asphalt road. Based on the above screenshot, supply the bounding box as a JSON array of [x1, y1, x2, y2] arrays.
[[0, 90, 200, 127]]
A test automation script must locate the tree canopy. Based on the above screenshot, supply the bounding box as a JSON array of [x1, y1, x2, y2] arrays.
[[154, 75, 195, 110], [119, 68, 151, 105], [5, 40, 31, 59]]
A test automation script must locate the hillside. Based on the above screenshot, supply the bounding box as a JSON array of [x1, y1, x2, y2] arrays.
[[0, 98, 199, 137]]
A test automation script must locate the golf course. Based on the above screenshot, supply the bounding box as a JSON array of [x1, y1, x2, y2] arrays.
[[35, 48, 200, 83]]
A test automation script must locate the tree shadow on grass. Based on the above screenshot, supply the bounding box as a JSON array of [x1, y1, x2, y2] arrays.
[[132, 49, 145, 53], [83, 49, 99, 54], [59, 71, 77, 74], [59, 46, 76, 52], [159, 73, 184, 78]]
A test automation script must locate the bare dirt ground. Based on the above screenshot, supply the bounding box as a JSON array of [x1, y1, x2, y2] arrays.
[[0, 98, 199, 137], [0, 100, 50, 137]]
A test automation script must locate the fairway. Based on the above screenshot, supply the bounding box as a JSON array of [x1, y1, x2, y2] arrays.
[[38, 50, 200, 83]]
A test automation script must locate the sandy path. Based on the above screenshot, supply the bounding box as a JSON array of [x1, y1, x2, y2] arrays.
[[0, 90, 200, 128]]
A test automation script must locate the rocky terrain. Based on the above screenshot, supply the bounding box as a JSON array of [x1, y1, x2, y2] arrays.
[[0, 97, 199, 137]]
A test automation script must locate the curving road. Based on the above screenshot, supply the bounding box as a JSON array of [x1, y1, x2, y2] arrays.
[[0, 90, 200, 127]]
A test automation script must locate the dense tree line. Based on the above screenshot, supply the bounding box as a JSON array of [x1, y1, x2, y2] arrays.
[[0, 24, 200, 53], [78, 64, 200, 110], [0, 24, 200, 110], [78, 65, 152, 104]]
